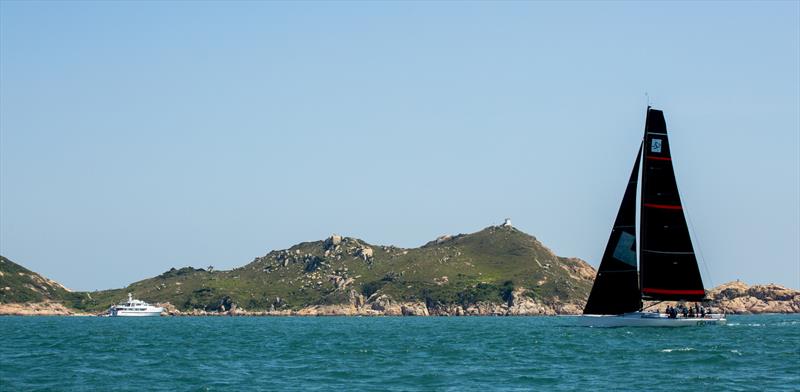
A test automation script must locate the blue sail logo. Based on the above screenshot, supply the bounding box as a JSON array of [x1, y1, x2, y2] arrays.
[[651, 138, 662, 153]]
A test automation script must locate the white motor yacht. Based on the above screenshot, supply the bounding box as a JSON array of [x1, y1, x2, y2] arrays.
[[108, 293, 164, 317]]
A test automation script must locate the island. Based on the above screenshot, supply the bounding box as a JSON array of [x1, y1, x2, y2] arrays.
[[2, 224, 798, 316]]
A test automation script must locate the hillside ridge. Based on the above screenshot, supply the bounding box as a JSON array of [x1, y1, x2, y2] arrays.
[[0, 256, 72, 303], [2, 224, 596, 314], [2, 224, 798, 316]]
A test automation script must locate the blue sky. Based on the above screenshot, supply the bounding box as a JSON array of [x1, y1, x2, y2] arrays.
[[1, 1, 798, 291]]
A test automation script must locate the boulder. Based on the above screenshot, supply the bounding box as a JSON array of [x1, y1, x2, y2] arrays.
[[325, 234, 343, 250], [427, 303, 464, 316], [464, 302, 507, 316], [436, 235, 452, 244], [507, 288, 557, 315], [401, 302, 429, 316], [156, 302, 180, 316], [356, 247, 374, 261], [369, 294, 403, 315], [349, 289, 365, 308]]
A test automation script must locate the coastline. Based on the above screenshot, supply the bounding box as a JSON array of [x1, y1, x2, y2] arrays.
[[0, 302, 91, 316], [3, 283, 798, 317], [2, 280, 797, 317]]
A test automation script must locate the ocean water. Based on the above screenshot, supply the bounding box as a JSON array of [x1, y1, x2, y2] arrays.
[[1, 315, 798, 391]]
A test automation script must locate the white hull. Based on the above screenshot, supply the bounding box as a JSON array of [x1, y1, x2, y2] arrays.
[[579, 312, 726, 327], [109, 310, 163, 317]]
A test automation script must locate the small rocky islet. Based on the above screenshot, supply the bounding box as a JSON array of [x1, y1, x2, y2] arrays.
[[1, 224, 798, 316]]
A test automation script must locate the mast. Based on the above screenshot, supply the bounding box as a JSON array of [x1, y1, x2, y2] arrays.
[[583, 144, 644, 315], [639, 108, 705, 301]]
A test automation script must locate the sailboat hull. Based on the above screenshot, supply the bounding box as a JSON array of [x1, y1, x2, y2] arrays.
[[579, 312, 726, 327]]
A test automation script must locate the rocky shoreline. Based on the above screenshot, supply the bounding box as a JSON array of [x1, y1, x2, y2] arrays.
[[707, 281, 800, 314], [0, 302, 89, 316], [156, 287, 583, 317], [640, 281, 800, 315], [2, 281, 798, 317]]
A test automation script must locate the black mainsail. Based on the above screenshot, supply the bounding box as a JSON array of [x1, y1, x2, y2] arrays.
[[639, 108, 705, 301], [584, 107, 706, 315], [583, 145, 643, 315]]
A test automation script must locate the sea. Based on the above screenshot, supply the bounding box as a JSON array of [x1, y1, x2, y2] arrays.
[[1, 314, 798, 391]]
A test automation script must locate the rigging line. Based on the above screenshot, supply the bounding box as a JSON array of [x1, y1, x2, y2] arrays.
[[641, 301, 662, 311], [676, 171, 715, 290], [687, 204, 714, 288]]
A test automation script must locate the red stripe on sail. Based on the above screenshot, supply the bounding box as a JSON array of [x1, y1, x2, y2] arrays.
[[642, 288, 705, 295], [646, 156, 672, 161], [644, 203, 683, 210]]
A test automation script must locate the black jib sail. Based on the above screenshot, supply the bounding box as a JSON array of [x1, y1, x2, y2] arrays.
[[583, 145, 644, 315], [639, 108, 705, 301]]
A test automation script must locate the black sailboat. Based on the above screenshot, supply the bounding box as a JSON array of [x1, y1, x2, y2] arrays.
[[581, 107, 725, 327]]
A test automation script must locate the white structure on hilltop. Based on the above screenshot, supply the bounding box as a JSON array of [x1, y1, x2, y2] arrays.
[[502, 218, 512, 227]]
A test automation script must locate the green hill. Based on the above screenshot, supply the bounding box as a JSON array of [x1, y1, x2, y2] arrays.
[[6, 227, 797, 315], [60, 225, 595, 313], [0, 256, 72, 303]]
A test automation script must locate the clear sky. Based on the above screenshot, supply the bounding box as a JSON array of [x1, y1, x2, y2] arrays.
[[1, 1, 798, 291]]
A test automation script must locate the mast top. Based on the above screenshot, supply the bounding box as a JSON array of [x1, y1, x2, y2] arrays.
[[645, 108, 667, 133]]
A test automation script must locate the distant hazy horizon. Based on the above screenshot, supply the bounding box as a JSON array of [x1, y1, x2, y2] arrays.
[[1, 1, 798, 291]]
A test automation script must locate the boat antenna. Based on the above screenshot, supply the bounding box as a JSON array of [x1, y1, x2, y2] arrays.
[[645, 91, 651, 109]]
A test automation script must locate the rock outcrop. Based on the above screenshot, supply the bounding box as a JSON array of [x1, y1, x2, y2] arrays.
[[707, 281, 800, 314], [642, 281, 800, 315], [156, 302, 181, 316], [507, 288, 558, 315], [0, 302, 88, 316]]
